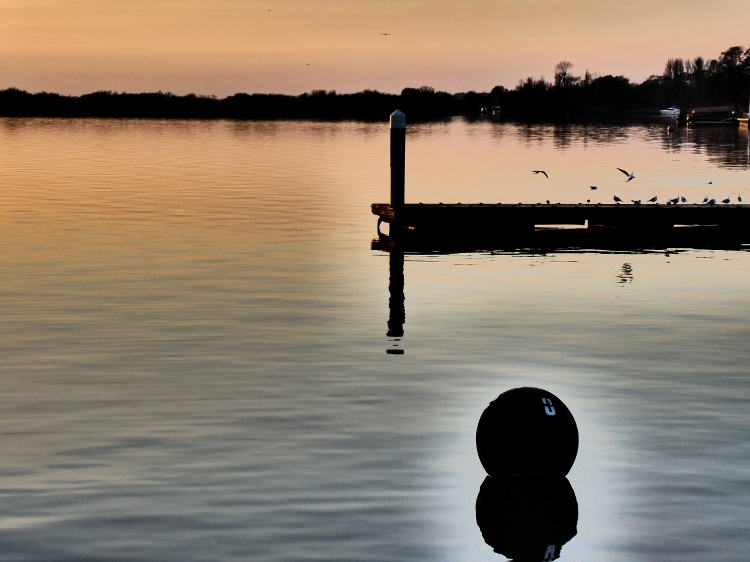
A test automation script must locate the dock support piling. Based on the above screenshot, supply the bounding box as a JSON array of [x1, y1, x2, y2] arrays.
[[390, 110, 406, 207]]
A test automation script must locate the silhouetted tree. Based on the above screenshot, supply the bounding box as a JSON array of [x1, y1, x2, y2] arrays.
[[554, 61, 579, 89], [686, 57, 708, 106], [708, 46, 750, 110], [588, 75, 633, 114], [662, 58, 687, 106]]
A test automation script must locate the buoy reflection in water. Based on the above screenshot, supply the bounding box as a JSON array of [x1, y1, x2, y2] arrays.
[[476, 476, 578, 561]]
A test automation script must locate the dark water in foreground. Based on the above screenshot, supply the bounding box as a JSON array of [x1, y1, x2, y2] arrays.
[[0, 118, 749, 561]]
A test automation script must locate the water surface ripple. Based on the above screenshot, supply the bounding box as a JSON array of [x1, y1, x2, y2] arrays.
[[0, 118, 748, 561]]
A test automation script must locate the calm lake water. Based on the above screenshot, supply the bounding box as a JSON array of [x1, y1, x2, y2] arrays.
[[0, 117, 749, 561]]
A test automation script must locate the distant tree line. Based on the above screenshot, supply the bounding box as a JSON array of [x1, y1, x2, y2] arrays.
[[490, 45, 750, 119], [0, 45, 748, 121], [0, 87, 457, 122]]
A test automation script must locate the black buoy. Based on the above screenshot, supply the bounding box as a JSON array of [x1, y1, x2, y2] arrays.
[[476, 387, 579, 478], [476, 476, 578, 561]]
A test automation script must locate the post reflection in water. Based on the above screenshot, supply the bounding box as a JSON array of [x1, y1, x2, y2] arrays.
[[386, 249, 405, 354], [476, 477, 578, 561]]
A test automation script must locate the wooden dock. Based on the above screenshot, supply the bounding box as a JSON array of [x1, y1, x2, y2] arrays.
[[372, 202, 750, 234], [374, 110, 750, 249]]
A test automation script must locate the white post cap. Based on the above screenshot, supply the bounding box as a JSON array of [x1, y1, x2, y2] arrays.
[[390, 110, 406, 129]]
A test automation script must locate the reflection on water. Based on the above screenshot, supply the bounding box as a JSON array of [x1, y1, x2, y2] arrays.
[[476, 477, 578, 561], [387, 251, 405, 354], [675, 125, 750, 170], [617, 263, 633, 284], [1, 118, 750, 561]]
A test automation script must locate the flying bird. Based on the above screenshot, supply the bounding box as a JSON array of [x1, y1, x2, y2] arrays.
[[380, 33, 391, 35], [631, 199, 641, 205], [614, 195, 622, 203], [648, 196, 658, 203], [617, 168, 635, 182], [589, 186, 598, 190], [532, 170, 548, 178]]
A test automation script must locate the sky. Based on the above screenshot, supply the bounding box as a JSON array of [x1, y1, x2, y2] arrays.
[[0, 0, 748, 97]]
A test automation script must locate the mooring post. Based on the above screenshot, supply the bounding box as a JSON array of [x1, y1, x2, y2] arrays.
[[390, 110, 406, 206]]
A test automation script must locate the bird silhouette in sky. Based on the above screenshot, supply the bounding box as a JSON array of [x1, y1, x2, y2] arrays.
[[617, 168, 635, 182], [589, 186, 597, 190], [614, 195, 622, 203], [380, 33, 391, 35], [532, 170, 548, 178]]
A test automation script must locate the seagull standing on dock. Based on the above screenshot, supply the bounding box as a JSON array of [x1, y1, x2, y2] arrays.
[[681, 196, 687, 203], [631, 199, 641, 205], [722, 198, 731, 204], [739, 195, 743, 203], [708, 198, 717, 205], [648, 196, 658, 203], [617, 168, 635, 182], [669, 197, 679, 204], [614, 195, 622, 203], [532, 170, 548, 178], [702, 196, 709, 203]]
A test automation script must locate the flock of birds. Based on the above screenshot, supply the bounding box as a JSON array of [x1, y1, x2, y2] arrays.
[[532, 168, 744, 206]]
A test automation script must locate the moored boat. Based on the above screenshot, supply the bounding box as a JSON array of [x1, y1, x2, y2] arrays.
[[660, 106, 680, 116]]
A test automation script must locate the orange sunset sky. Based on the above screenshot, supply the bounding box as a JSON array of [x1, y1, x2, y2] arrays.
[[1, 0, 748, 97]]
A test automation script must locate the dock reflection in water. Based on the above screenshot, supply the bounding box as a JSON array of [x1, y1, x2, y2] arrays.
[[476, 477, 578, 561], [376, 225, 750, 352]]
